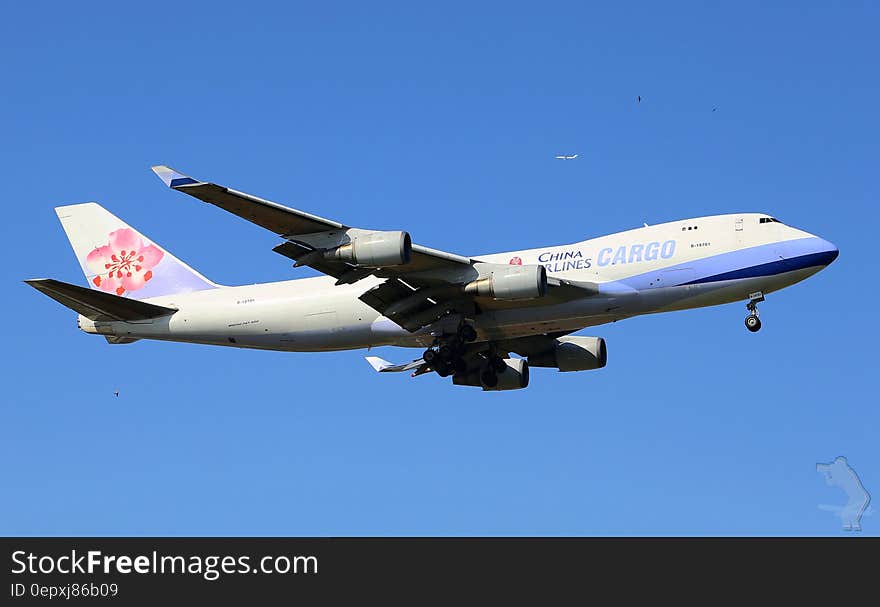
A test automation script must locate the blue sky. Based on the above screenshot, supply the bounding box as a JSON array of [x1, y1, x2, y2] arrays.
[[1, 1, 876, 535]]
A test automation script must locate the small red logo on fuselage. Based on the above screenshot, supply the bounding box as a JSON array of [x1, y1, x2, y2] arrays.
[[509, 256, 522, 265]]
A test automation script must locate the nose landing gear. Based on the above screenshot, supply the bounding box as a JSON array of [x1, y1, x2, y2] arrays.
[[744, 291, 764, 333], [745, 314, 762, 332]]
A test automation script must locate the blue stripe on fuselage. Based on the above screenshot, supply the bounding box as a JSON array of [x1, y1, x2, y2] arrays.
[[682, 250, 837, 285], [616, 237, 836, 289]]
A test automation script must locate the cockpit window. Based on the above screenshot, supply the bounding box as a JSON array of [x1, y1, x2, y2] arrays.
[[760, 217, 782, 224]]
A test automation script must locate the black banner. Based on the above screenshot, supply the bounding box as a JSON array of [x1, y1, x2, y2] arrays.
[[1, 537, 874, 604]]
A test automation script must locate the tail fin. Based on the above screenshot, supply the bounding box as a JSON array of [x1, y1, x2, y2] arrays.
[[55, 202, 219, 300]]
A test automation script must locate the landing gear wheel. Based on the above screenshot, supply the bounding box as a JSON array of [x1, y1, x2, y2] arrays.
[[744, 291, 764, 333], [452, 357, 468, 374], [481, 369, 498, 388], [490, 356, 507, 373], [435, 361, 453, 377], [459, 325, 477, 343], [745, 314, 762, 332], [423, 348, 437, 363], [438, 344, 454, 360]]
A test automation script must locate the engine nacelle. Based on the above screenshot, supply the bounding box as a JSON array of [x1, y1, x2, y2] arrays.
[[487, 358, 530, 390], [326, 230, 412, 267], [528, 336, 607, 372], [464, 264, 547, 300], [452, 358, 530, 391]]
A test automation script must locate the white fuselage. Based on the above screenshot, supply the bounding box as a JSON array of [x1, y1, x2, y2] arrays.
[[77, 213, 838, 351]]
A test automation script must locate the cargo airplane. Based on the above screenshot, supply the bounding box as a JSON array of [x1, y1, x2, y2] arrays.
[[26, 166, 839, 391]]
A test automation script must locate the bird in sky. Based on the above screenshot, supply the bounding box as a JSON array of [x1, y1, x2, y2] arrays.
[[637, 95, 642, 103], [554, 154, 578, 160], [712, 106, 718, 112], [114, 390, 119, 397]]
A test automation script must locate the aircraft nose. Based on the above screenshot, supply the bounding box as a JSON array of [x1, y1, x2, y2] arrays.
[[815, 238, 839, 266]]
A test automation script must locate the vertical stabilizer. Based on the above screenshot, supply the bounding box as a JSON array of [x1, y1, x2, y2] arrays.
[[55, 202, 219, 300]]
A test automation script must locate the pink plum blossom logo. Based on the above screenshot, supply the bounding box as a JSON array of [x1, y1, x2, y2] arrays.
[[509, 256, 522, 265], [86, 228, 163, 296]]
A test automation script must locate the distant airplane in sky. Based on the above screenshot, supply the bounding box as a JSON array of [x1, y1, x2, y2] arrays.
[[554, 154, 578, 160], [26, 166, 838, 391]]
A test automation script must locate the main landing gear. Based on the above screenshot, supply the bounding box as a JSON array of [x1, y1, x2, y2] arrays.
[[478, 353, 508, 388], [422, 323, 478, 377], [744, 291, 764, 333]]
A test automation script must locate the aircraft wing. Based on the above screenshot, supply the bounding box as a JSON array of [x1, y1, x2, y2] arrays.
[[152, 165, 597, 333], [151, 166, 471, 278]]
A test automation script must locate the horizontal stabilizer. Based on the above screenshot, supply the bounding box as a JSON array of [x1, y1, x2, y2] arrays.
[[365, 355, 425, 373], [25, 278, 177, 322], [365, 356, 394, 372]]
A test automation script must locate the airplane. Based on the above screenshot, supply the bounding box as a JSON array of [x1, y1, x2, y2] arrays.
[[555, 154, 578, 160], [26, 165, 839, 391]]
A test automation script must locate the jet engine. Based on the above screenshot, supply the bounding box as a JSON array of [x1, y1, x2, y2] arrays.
[[453, 358, 530, 391], [464, 265, 547, 300], [528, 336, 607, 372], [326, 230, 412, 267]]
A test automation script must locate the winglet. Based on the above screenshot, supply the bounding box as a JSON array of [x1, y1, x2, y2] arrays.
[[151, 165, 200, 188], [365, 356, 393, 372]]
